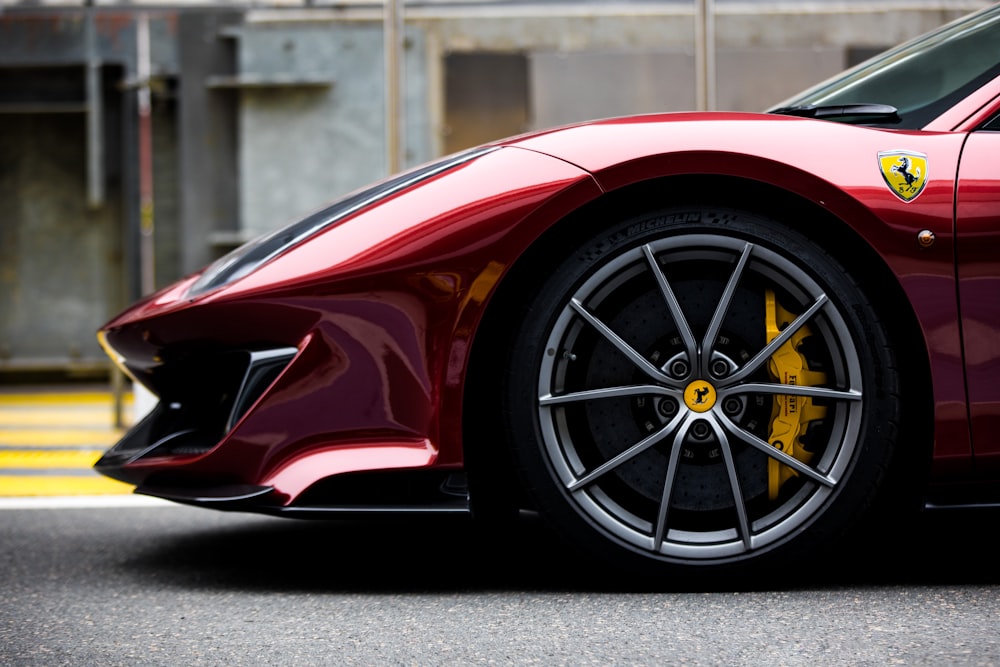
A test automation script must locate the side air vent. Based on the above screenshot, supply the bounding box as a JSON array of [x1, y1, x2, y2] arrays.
[[227, 347, 298, 431]]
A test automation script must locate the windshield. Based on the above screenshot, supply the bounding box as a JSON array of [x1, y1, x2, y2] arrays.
[[770, 5, 1000, 129]]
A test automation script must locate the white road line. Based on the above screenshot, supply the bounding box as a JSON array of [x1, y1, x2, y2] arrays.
[[0, 495, 175, 510]]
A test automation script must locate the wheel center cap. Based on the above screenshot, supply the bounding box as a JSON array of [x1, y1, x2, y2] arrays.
[[684, 380, 717, 413]]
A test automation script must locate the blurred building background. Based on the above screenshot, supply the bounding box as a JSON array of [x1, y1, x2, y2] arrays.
[[0, 0, 990, 380]]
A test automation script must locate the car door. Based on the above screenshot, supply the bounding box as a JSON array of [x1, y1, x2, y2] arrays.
[[956, 119, 1000, 476]]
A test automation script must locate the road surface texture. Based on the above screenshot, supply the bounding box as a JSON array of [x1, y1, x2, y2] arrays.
[[1, 500, 999, 666]]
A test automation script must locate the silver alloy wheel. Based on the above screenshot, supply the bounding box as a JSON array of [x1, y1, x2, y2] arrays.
[[535, 233, 865, 561]]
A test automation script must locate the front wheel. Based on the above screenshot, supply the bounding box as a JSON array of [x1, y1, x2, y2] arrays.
[[504, 207, 900, 577]]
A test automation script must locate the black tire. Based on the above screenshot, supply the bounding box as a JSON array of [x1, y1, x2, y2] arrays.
[[504, 206, 900, 578]]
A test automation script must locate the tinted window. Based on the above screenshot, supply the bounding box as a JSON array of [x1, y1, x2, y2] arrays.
[[771, 6, 1000, 129]]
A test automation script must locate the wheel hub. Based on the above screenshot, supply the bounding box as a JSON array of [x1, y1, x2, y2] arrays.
[[684, 380, 717, 413]]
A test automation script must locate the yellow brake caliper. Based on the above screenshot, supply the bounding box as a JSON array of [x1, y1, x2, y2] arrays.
[[765, 290, 828, 499]]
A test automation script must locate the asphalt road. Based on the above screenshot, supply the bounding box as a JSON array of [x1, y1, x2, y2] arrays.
[[2, 501, 999, 666]]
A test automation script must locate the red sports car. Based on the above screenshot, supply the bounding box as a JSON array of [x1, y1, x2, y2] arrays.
[[97, 4, 1000, 576]]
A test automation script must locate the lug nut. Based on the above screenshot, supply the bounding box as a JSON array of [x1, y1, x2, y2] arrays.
[[691, 420, 711, 439], [723, 398, 742, 415], [657, 398, 679, 418]]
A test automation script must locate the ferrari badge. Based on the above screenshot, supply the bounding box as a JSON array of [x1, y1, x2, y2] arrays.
[[878, 150, 928, 202]]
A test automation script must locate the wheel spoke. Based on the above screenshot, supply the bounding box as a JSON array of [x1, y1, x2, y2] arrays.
[[708, 414, 752, 550], [701, 242, 753, 375], [540, 384, 678, 406], [720, 383, 861, 402], [652, 416, 692, 550], [719, 415, 836, 488], [643, 244, 697, 373], [569, 298, 681, 386], [724, 293, 830, 384], [567, 412, 692, 492]]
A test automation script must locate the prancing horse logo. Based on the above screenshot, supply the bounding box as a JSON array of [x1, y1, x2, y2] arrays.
[[684, 380, 716, 413], [878, 150, 928, 202]]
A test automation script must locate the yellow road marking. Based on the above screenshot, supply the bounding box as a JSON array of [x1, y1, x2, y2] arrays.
[[0, 392, 133, 405], [0, 411, 128, 427], [0, 387, 136, 496], [0, 475, 135, 497], [0, 430, 123, 447], [0, 449, 105, 468]]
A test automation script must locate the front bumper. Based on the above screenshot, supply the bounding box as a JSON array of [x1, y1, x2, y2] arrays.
[[95, 346, 297, 485]]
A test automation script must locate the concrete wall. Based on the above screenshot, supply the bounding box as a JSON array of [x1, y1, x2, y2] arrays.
[[232, 21, 431, 237]]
